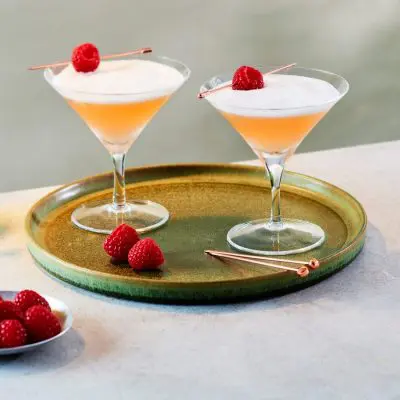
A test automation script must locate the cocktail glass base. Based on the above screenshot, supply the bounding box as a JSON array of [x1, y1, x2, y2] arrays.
[[71, 200, 169, 235], [227, 218, 325, 256]]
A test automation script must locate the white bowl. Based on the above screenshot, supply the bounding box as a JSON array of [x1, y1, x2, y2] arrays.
[[0, 290, 73, 355]]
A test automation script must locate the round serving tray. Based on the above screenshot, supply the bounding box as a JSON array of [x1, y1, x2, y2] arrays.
[[26, 164, 366, 304]]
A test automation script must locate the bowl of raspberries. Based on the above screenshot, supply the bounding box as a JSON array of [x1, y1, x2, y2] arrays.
[[0, 289, 72, 355]]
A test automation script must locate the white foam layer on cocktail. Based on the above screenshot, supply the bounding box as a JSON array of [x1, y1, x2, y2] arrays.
[[206, 74, 341, 117], [50, 59, 185, 103]]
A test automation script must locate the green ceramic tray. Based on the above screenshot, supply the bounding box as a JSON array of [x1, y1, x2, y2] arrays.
[[26, 164, 366, 304]]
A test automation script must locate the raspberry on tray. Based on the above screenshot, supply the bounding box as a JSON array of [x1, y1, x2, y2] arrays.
[[128, 238, 165, 271], [103, 223, 140, 262]]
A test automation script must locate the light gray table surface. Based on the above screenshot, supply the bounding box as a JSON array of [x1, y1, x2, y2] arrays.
[[0, 141, 399, 399]]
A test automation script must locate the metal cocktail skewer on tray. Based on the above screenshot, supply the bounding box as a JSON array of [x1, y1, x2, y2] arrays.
[[205, 250, 320, 278]]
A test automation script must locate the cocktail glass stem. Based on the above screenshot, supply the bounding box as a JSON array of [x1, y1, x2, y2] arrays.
[[263, 153, 285, 229], [227, 149, 326, 255], [112, 153, 127, 211]]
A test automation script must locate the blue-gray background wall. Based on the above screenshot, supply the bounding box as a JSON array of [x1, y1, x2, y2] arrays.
[[1, 0, 399, 191]]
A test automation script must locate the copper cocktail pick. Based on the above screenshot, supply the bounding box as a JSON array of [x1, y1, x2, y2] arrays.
[[197, 62, 297, 99], [205, 249, 320, 278], [206, 250, 320, 269], [28, 47, 152, 71]]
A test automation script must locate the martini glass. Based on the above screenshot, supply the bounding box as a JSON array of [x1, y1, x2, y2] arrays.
[[45, 54, 190, 234], [201, 67, 349, 255]]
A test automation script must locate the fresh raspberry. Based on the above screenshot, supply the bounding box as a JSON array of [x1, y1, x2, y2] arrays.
[[128, 238, 164, 270], [0, 301, 23, 323], [14, 290, 51, 313], [232, 66, 264, 91], [72, 43, 100, 73], [104, 224, 140, 262], [0, 320, 27, 348], [25, 305, 62, 342]]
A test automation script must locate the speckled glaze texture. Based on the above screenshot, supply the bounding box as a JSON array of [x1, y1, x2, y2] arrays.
[[25, 164, 366, 304]]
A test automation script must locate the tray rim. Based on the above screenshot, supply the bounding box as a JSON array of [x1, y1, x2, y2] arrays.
[[25, 163, 367, 288]]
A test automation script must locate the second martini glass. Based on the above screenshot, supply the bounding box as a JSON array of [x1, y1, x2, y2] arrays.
[[45, 54, 190, 234], [201, 66, 349, 255]]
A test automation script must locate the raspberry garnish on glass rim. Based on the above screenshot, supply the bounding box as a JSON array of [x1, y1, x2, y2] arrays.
[[28, 47, 152, 71], [232, 66, 265, 91], [72, 43, 101, 73], [197, 62, 296, 98]]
